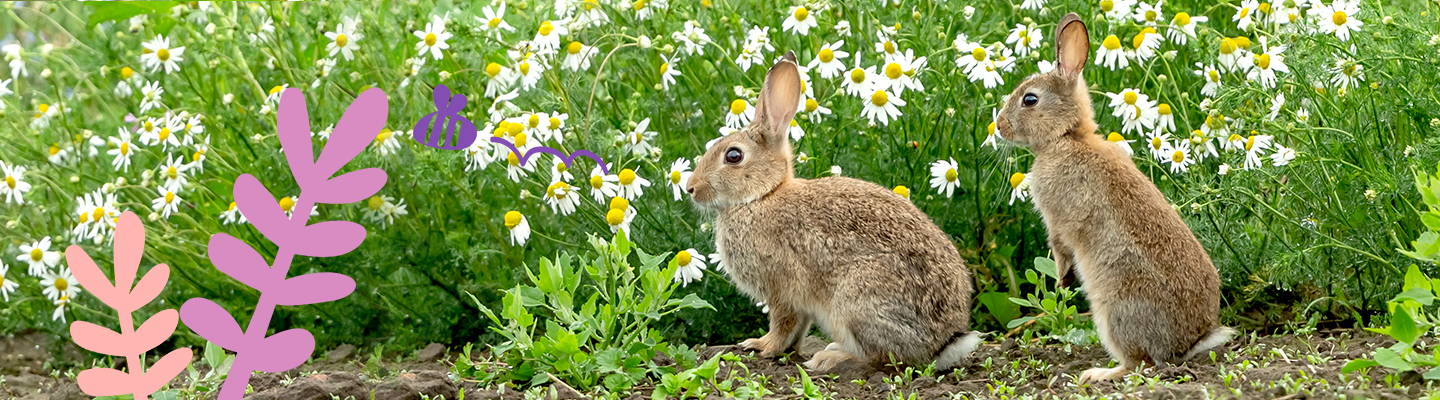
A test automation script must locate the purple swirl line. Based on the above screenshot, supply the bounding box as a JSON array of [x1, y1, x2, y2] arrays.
[[490, 137, 611, 175]]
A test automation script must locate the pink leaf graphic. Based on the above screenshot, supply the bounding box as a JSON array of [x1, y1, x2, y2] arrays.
[[180, 298, 245, 351], [234, 174, 292, 236], [70, 309, 177, 356], [122, 264, 170, 312], [311, 88, 388, 187], [76, 368, 131, 396], [66, 245, 120, 307], [69, 321, 124, 356], [208, 233, 274, 289], [112, 211, 145, 290], [309, 168, 388, 204], [276, 88, 319, 188], [134, 348, 193, 395], [250, 329, 315, 373], [270, 273, 355, 306], [289, 221, 366, 257]]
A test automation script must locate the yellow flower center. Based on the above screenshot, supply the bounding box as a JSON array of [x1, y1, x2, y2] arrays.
[[1101, 0, 1114, 12], [538, 21, 554, 36], [269, 85, 284, 96], [619, 169, 637, 185], [518, 61, 531, 75], [120, 66, 135, 79], [514, 132, 527, 147], [504, 121, 524, 136], [228, 201, 237, 211], [278, 196, 296, 212], [159, 128, 171, 141], [670, 170, 682, 184], [1009, 173, 1026, 188], [546, 182, 570, 198], [659, 62, 669, 75], [1151, 137, 1163, 150], [157, 48, 171, 61], [488, 17, 501, 28], [606, 208, 625, 226], [1107, 132, 1125, 142], [30, 248, 43, 261], [166, 166, 178, 179], [944, 168, 957, 182], [528, 114, 541, 128], [818, 48, 834, 63], [4, 176, 13, 189], [884, 62, 902, 79], [376, 129, 393, 142], [334, 34, 348, 48], [730, 99, 747, 115], [1123, 91, 1138, 105], [425, 32, 437, 46], [610, 196, 629, 211], [1174, 12, 1192, 26], [1172, 150, 1186, 163], [567, 41, 583, 54], [870, 91, 888, 106], [1132, 28, 1156, 49], [192, 148, 206, 162], [1219, 38, 1237, 54], [366, 196, 384, 210], [1102, 35, 1122, 50], [54, 277, 68, 291], [548, 117, 562, 130], [486, 62, 502, 77], [507, 152, 520, 166], [590, 174, 605, 189], [1332, 11, 1347, 26], [144, 120, 154, 131], [674, 250, 692, 266], [1258, 2, 1271, 14], [849, 68, 866, 83], [165, 191, 175, 204], [504, 211, 522, 228], [1145, 10, 1158, 21], [1234, 36, 1252, 48], [1245, 135, 1257, 151], [1255, 53, 1271, 70], [1208, 69, 1220, 81], [92, 207, 106, 221], [1238, 7, 1250, 18], [892, 185, 910, 198], [633, 0, 647, 10], [987, 122, 997, 135], [1158, 103, 1172, 115], [883, 40, 895, 54], [794, 7, 809, 20], [120, 142, 130, 155], [971, 47, 987, 61]]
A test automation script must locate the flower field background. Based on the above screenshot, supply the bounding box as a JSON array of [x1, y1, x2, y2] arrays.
[[1, 0, 1440, 385]]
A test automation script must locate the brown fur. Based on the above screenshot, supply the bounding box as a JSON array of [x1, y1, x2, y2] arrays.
[[687, 53, 975, 372], [996, 14, 1232, 383]]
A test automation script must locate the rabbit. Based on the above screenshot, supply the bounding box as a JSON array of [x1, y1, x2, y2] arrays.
[[685, 52, 980, 373], [994, 13, 1236, 383]]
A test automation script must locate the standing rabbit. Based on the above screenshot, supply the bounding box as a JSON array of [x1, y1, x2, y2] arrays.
[[995, 14, 1235, 383], [685, 53, 980, 372]]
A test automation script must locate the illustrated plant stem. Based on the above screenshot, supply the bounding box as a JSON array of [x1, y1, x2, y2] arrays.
[[119, 311, 149, 400], [218, 199, 316, 400]]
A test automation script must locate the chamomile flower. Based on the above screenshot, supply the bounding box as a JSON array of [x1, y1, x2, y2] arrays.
[[1187, 129, 1219, 159], [1, 162, 32, 205], [504, 148, 534, 183], [983, 109, 1003, 148], [1006, 23, 1044, 57], [1329, 58, 1364, 91], [324, 17, 362, 61], [1107, 132, 1136, 156], [563, 41, 598, 71], [617, 168, 652, 200], [1133, 1, 1165, 27], [40, 266, 80, 302], [861, 89, 906, 126], [782, 6, 818, 36], [672, 21, 712, 56], [2, 43, 24, 77], [1163, 142, 1195, 173], [532, 20, 567, 52], [503, 210, 530, 246], [634, 0, 668, 21], [1156, 103, 1175, 133], [219, 201, 246, 225], [543, 181, 581, 216], [1242, 133, 1274, 169], [52, 296, 71, 322], [1009, 172, 1032, 205], [140, 35, 186, 74], [368, 128, 399, 156], [0, 262, 17, 301], [143, 115, 183, 150], [802, 97, 832, 123], [151, 186, 182, 218], [1130, 27, 1163, 63], [605, 197, 637, 235], [877, 51, 924, 95], [809, 40, 849, 79], [107, 128, 138, 172], [1146, 134, 1174, 160], [484, 62, 515, 98], [624, 118, 658, 157], [74, 189, 120, 244], [1233, 0, 1260, 30], [929, 158, 960, 198], [1105, 89, 1158, 135], [47, 144, 68, 165], [1100, 0, 1137, 21], [158, 154, 190, 191], [672, 249, 708, 287], [1167, 12, 1208, 45], [17, 237, 60, 276], [1095, 34, 1131, 71], [548, 158, 575, 183], [1021, 0, 1048, 10], [659, 54, 682, 91], [842, 58, 877, 97], [1196, 63, 1223, 97], [1240, 37, 1289, 89], [667, 158, 693, 201], [1312, 0, 1363, 42], [512, 52, 546, 91], [413, 15, 452, 60], [1268, 93, 1285, 120], [1271, 144, 1297, 166], [725, 99, 754, 129], [1217, 37, 1248, 72], [139, 80, 165, 112]]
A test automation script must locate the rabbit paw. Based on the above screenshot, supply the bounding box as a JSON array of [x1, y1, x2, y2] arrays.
[[802, 349, 856, 372], [739, 336, 786, 358], [1077, 366, 1129, 384]]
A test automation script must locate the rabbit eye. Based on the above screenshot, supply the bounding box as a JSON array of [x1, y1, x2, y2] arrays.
[[1022, 93, 1039, 107], [724, 147, 744, 164]]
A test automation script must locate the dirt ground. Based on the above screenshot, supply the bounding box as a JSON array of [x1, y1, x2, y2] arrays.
[[0, 330, 1430, 399]]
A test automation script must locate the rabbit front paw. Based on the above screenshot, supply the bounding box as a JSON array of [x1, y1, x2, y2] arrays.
[[739, 336, 787, 358], [1077, 366, 1129, 384], [802, 348, 857, 372]]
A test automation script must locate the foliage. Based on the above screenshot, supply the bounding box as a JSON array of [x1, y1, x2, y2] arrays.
[[465, 233, 713, 393], [1006, 257, 1093, 345]]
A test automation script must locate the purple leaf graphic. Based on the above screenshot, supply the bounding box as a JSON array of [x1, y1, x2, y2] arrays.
[[180, 88, 388, 400], [491, 136, 611, 174]]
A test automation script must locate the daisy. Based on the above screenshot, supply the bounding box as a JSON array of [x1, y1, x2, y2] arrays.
[[40, 267, 80, 302], [1, 162, 32, 205], [624, 118, 658, 157], [1133, 1, 1165, 27], [1146, 134, 1174, 161], [107, 128, 138, 172], [861, 89, 906, 126], [548, 157, 575, 183], [1163, 142, 1195, 173], [1104, 89, 1158, 135], [0, 262, 17, 301], [1271, 144, 1297, 166], [617, 168, 652, 200], [1107, 132, 1136, 156], [1021, 0, 1048, 10], [892, 185, 911, 199], [188, 139, 210, 173], [633, 0, 668, 20], [532, 20, 567, 52], [139, 80, 165, 112], [983, 109, 1003, 148], [511, 52, 546, 91], [1312, 0, 1363, 41], [484, 62, 515, 98], [842, 58, 877, 97], [52, 296, 71, 322], [1130, 27, 1162, 63], [659, 54, 682, 91], [725, 99, 754, 129], [1009, 172, 1032, 205], [158, 154, 190, 191], [47, 144, 68, 165], [1268, 93, 1285, 120], [563, 41, 598, 71], [17, 237, 61, 276], [151, 186, 183, 219], [1240, 37, 1289, 89], [413, 15, 452, 60], [1006, 23, 1044, 57], [809, 40, 849, 79], [606, 196, 638, 235], [1242, 133, 1274, 169], [1187, 129, 1219, 160], [544, 181, 581, 216], [542, 113, 568, 144], [2, 44, 25, 77], [672, 21, 711, 56], [803, 98, 832, 123], [1233, 0, 1260, 31], [787, 119, 806, 141], [1196, 63, 1223, 97], [1102, 0, 1137, 21], [142, 115, 184, 150], [587, 167, 620, 204], [504, 211, 530, 246], [74, 189, 120, 244], [929, 158, 960, 197], [782, 6, 817, 36], [572, 0, 610, 28], [672, 249, 708, 287], [140, 35, 186, 74], [1095, 34, 1131, 71], [324, 16, 362, 61], [1156, 103, 1175, 133], [1217, 37, 1247, 72], [1328, 58, 1364, 91], [220, 201, 246, 225], [667, 158, 693, 201], [503, 149, 534, 183], [1167, 12, 1208, 45]]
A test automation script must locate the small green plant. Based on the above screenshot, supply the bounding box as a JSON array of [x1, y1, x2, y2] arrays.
[[1007, 257, 1094, 345], [468, 233, 714, 393]]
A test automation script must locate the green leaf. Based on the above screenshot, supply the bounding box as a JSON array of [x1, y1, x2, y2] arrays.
[[1375, 348, 1414, 371], [665, 293, 715, 311], [1006, 315, 1036, 329], [1033, 257, 1058, 280], [86, 2, 178, 28], [1389, 305, 1422, 344], [1405, 264, 1434, 292], [1341, 359, 1379, 373], [978, 292, 1021, 326], [1425, 367, 1440, 380], [1395, 288, 1436, 306]]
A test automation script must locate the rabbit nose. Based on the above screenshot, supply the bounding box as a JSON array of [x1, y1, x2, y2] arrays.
[[686, 186, 696, 194]]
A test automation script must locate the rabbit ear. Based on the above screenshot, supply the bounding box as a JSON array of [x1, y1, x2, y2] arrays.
[[753, 52, 802, 147], [1054, 13, 1089, 80]]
